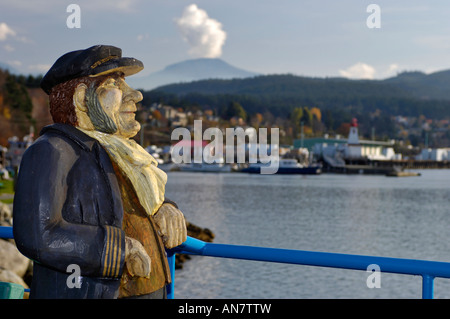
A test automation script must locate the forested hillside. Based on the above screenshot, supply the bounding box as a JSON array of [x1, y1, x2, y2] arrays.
[[142, 71, 450, 147], [145, 73, 450, 119], [0, 69, 50, 146]]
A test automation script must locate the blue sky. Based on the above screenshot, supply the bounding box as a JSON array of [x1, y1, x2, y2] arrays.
[[1, 1, 450, 81]]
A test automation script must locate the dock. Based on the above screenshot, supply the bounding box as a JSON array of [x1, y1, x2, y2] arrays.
[[386, 171, 421, 177], [321, 157, 448, 175]]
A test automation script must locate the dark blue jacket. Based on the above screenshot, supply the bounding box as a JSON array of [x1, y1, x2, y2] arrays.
[[13, 123, 125, 298]]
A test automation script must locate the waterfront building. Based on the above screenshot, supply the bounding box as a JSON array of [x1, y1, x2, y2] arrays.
[[294, 118, 401, 162], [416, 148, 450, 161]]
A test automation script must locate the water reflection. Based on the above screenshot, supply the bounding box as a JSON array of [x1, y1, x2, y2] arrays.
[[165, 170, 450, 298]]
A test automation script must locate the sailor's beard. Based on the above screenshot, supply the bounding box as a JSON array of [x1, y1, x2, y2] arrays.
[[85, 84, 118, 134]]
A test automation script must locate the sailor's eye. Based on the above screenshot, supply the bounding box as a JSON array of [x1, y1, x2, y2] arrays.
[[106, 79, 118, 87]]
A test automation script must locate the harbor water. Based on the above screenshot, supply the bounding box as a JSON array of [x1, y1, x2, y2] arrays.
[[165, 169, 450, 299]]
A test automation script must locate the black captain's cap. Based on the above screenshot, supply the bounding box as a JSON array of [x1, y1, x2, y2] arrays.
[[40, 45, 144, 94]]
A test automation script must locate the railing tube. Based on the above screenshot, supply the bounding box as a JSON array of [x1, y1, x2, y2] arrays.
[[173, 237, 450, 280], [0, 226, 13, 239], [422, 275, 434, 299], [1, 226, 450, 299]]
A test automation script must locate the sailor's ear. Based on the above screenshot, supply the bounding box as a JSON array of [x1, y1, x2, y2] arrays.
[[73, 83, 88, 112]]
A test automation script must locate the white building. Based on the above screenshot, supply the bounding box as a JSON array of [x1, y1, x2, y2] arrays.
[[312, 118, 401, 161], [416, 148, 450, 161]]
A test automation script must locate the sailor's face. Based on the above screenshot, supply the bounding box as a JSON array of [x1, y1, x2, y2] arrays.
[[96, 75, 143, 138]]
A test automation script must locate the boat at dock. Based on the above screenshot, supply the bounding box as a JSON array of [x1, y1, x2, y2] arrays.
[[240, 158, 322, 174], [177, 162, 232, 172]]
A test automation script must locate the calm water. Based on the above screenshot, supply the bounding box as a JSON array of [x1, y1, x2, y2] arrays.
[[164, 169, 450, 299]]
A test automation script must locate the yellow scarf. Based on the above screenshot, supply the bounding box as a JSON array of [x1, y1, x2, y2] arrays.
[[79, 129, 167, 216]]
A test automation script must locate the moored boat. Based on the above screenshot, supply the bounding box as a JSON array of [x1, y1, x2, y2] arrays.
[[241, 158, 322, 174], [178, 162, 232, 172]]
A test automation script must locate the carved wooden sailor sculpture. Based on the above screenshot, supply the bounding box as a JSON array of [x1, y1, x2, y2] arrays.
[[13, 45, 187, 299]]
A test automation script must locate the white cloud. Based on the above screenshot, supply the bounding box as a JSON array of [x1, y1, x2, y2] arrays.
[[339, 62, 376, 80], [0, 22, 16, 41], [175, 4, 227, 58], [385, 63, 399, 76]]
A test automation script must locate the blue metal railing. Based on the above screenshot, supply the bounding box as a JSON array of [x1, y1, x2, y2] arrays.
[[0, 226, 30, 295], [0, 226, 13, 239], [167, 236, 450, 299], [2, 225, 450, 299]]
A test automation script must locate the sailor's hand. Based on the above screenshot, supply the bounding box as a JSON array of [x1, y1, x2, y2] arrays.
[[154, 203, 187, 249], [125, 236, 151, 278]]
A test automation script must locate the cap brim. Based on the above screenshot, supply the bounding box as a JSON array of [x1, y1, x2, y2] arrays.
[[89, 57, 144, 78]]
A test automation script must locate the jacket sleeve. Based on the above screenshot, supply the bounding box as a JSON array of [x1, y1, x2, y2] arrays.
[[13, 139, 125, 279]]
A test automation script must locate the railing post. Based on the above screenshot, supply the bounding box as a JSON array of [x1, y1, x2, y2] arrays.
[[422, 275, 434, 299], [166, 251, 176, 299]]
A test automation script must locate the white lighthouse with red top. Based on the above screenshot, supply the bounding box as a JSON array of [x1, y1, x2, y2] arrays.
[[347, 118, 359, 145]]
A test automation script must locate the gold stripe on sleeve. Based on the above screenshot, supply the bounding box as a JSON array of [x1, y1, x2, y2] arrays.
[[114, 228, 122, 277], [110, 227, 118, 277], [107, 226, 116, 276], [103, 226, 111, 277]]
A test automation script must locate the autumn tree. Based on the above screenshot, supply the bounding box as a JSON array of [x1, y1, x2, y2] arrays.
[[310, 107, 321, 122], [301, 107, 313, 127], [152, 109, 162, 121], [0, 70, 35, 145], [310, 107, 324, 136], [337, 122, 351, 137], [290, 107, 304, 138], [250, 112, 263, 129], [223, 101, 247, 122]]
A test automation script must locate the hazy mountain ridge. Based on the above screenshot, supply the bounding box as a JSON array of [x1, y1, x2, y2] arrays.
[[128, 58, 259, 90], [153, 69, 450, 101]]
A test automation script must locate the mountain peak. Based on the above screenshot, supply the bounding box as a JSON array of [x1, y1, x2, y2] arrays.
[[164, 57, 234, 69], [127, 58, 258, 90]]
